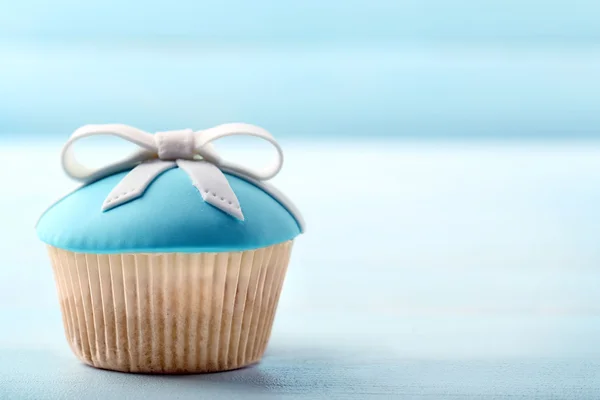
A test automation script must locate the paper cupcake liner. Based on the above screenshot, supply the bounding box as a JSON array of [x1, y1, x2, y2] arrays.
[[46, 241, 293, 373]]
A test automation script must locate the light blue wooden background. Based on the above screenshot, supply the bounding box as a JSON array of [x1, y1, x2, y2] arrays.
[[1, 0, 600, 139], [3, 0, 600, 44], [2, 140, 600, 398]]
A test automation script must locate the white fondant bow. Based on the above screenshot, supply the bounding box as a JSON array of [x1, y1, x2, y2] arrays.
[[61, 123, 284, 221]]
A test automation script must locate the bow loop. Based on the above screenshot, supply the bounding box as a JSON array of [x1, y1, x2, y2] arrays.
[[61, 124, 156, 183], [194, 123, 283, 181]]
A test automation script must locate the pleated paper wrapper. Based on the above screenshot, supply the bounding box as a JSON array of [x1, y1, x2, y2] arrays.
[[47, 240, 293, 373]]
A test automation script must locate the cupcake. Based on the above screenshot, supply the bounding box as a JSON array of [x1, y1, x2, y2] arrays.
[[36, 123, 304, 373]]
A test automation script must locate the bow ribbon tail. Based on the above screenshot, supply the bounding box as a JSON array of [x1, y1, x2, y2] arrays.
[[176, 159, 244, 221], [101, 159, 177, 211]]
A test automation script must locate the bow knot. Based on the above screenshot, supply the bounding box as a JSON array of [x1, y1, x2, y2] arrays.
[[61, 123, 285, 221], [155, 129, 196, 160]]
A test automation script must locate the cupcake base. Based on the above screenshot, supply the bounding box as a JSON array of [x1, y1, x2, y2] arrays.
[[47, 241, 293, 373]]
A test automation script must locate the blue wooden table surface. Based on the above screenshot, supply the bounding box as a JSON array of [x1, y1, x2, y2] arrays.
[[2, 140, 600, 399]]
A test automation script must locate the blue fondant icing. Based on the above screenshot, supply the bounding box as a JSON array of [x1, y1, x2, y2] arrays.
[[36, 169, 302, 253]]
